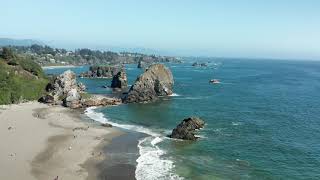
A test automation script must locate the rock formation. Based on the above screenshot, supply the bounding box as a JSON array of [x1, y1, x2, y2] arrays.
[[170, 117, 205, 140], [79, 65, 120, 78], [38, 94, 54, 104], [123, 64, 174, 103], [137, 60, 145, 68], [192, 62, 208, 67], [111, 69, 128, 89], [40, 70, 122, 109], [47, 70, 85, 102], [81, 95, 121, 107]]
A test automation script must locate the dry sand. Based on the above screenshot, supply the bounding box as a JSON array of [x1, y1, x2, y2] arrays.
[[0, 102, 122, 180]]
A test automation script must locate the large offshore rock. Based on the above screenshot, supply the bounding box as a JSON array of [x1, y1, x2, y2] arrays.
[[170, 117, 205, 140], [123, 64, 174, 103], [79, 65, 120, 78], [111, 70, 128, 89]]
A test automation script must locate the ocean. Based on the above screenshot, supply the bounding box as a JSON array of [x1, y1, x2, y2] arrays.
[[45, 58, 320, 180]]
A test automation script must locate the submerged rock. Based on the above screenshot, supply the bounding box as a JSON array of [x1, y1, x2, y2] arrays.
[[170, 117, 205, 140], [123, 64, 174, 103], [101, 123, 113, 128], [111, 69, 128, 89]]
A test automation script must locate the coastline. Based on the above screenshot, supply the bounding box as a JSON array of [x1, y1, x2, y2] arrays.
[[42, 65, 78, 69], [0, 102, 124, 180]]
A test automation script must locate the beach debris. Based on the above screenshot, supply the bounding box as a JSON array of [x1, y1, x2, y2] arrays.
[[68, 146, 72, 150], [94, 136, 102, 140], [169, 117, 205, 140], [72, 126, 89, 131], [8, 126, 13, 130], [54, 176, 59, 180]]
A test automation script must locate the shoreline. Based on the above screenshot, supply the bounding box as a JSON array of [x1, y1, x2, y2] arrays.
[[0, 102, 126, 180], [42, 65, 79, 69]]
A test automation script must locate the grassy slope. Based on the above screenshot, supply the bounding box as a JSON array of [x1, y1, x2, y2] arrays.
[[0, 59, 48, 105]]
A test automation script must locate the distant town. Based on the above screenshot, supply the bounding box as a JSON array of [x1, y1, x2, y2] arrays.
[[0, 44, 182, 67]]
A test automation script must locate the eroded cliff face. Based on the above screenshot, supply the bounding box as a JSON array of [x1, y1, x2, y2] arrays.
[[123, 64, 174, 103]]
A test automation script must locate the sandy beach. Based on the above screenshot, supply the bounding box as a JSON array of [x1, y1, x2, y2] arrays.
[[42, 65, 78, 69], [0, 102, 122, 180]]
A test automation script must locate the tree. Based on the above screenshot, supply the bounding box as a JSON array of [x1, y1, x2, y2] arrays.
[[1, 47, 15, 60]]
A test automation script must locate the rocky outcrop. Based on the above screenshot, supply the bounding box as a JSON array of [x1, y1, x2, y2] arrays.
[[111, 70, 128, 89], [123, 64, 174, 103], [39, 70, 85, 108], [38, 94, 54, 104], [170, 117, 205, 140], [63, 88, 81, 108], [81, 96, 121, 107], [192, 62, 208, 67], [137, 60, 146, 68], [101, 123, 113, 128], [40, 70, 123, 109], [79, 65, 120, 78]]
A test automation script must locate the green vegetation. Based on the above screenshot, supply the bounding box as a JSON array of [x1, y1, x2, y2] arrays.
[[7, 44, 181, 66], [0, 48, 48, 105]]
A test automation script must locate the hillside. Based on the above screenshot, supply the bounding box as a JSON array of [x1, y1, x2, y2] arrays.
[[0, 38, 44, 47], [7, 45, 182, 66], [0, 47, 48, 104]]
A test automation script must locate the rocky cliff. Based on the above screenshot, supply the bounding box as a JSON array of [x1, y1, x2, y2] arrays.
[[123, 64, 174, 103]]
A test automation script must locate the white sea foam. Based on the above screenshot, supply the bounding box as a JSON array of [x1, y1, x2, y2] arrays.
[[85, 107, 160, 137], [136, 137, 183, 180], [169, 93, 180, 97], [232, 122, 242, 126], [85, 107, 183, 180]]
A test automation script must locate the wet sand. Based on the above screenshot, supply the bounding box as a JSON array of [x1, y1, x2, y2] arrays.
[[85, 130, 147, 180]]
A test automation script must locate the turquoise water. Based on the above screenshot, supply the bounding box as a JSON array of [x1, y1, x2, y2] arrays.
[[45, 59, 320, 180]]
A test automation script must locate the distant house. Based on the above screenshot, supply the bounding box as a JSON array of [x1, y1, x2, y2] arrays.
[[49, 58, 56, 63]]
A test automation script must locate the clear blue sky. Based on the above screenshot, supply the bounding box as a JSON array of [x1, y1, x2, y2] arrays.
[[1, 0, 320, 60]]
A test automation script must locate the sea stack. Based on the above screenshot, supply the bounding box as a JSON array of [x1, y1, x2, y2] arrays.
[[137, 60, 146, 68], [79, 65, 120, 78], [170, 117, 205, 140], [111, 69, 128, 89], [123, 64, 174, 103]]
